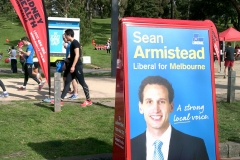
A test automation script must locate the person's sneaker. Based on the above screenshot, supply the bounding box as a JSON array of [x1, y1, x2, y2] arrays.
[[18, 86, 26, 91], [50, 100, 64, 106], [0, 92, 9, 98], [80, 100, 93, 107], [223, 75, 226, 79], [41, 80, 46, 84], [68, 94, 79, 100], [38, 81, 46, 90]]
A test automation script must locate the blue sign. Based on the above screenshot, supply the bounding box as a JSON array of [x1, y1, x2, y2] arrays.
[[48, 21, 80, 28], [127, 26, 215, 159], [49, 28, 64, 53]]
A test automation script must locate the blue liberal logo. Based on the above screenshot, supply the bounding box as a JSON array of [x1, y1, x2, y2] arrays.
[[192, 33, 203, 45]]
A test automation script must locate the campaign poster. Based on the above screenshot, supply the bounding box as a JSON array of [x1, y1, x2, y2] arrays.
[[126, 26, 218, 159], [49, 28, 64, 53]]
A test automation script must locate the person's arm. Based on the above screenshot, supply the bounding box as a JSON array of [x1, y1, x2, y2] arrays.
[[19, 48, 30, 56], [8, 49, 12, 55], [71, 48, 79, 68]]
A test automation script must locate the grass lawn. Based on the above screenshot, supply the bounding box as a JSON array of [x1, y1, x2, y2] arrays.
[[217, 101, 240, 142], [0, 17, 112, 70], [0, 100, 114, 160], [0, 99, 240, 159]]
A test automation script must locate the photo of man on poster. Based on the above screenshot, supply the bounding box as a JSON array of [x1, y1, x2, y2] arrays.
[[131, 75, 209, 160]]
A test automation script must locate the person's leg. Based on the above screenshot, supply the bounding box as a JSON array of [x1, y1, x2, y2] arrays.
[[11, 59, 14, 73], [32, 67, 43, 81], [72, 79, 78, 94], [61, 72, 73, 100], [20, 60, 24, 72], [14, 59, 17, 73], [26, 64, 41, 85], [224, 66, 227, 78], [23, 63, 29, 86], [51, 69, 72, 105], [32, 67, 37, 75], [230, 61, 234, 71], [63, 77, 66, 89], [11, 59, 17, 73], [74, 65, 91, 106], [0, 80, 8, 97], [11, 59, 15, 73], [224, 60, 229, 78], [68, 78, 79, 99], [62, 66, 71, 92], [0, 80, 6, 91]]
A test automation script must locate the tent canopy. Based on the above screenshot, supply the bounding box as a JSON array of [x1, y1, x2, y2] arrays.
[[219, 27, 240, 41]]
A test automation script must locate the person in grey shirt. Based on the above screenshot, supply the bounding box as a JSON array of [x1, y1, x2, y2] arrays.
[[9, 46, 18, 73]]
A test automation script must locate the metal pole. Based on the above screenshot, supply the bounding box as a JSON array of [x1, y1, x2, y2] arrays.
[[111, 0, 118, 77], [227, 71, 236, 103]]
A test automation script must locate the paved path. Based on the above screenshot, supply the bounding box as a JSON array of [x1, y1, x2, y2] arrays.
[[1, 60, 240, 103]]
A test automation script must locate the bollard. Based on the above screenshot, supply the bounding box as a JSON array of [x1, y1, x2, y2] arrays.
[[54, 72, 61, 112], [227, 70, 236, 103]]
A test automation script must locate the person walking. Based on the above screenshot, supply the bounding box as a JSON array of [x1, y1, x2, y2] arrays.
[[0, 80, 9, 98], [106, 39, 111, 54], [17, 39, 25, 73], [17, 37, 45, 90], [62, 34, 79, 100], [51, 29, 92, 107], [224, 42, 235, 79], [9, 46, 18, 73], [19, 51, 25, 73]]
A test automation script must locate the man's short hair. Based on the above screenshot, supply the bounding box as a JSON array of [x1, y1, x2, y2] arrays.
[[227, 42, 231, 46], [65, 29, 74, 37], [138, 76, 174, 103], [21, 37, 29, 42]]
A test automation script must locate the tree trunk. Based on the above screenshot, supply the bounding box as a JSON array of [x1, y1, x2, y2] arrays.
[[171, 0, 174, 19]]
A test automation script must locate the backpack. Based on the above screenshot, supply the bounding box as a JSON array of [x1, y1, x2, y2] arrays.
[[56, 61, 65, 73]]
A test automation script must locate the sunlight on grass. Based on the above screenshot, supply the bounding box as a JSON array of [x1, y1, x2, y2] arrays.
[[0, 17, 112, 70], [0, 100, 114, 159], [217, 101, 240, 143]]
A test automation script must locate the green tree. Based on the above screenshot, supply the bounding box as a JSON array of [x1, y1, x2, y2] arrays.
[[43, 0, 92, 45], [119, 0, 128, 18], [68, 0, 92, 45], [125, 0, 169, 18], [230, 0, 240, 30], [0, 1, 15, 21]]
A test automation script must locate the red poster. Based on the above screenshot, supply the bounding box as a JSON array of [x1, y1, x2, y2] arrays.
[[10, 0, 50, 88], [113, 18, 220, 160], [205, 20, 220, 65]]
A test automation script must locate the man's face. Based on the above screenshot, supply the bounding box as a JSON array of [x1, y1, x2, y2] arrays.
[[22, 40, 27, 46], [62, 34, 67, 43], [139, 84, 173, 134], [64, 33, 71, 41]]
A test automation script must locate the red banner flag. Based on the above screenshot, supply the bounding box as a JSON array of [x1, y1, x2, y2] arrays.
[[10, 0, 51, 93], [205, 20, 220, 65]]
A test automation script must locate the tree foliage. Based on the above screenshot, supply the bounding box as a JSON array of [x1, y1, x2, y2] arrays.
[[0, 0, 15, 21], [125, 0, 169, 18], [4, 0, 240, 34], [43, 0, 92, 45]]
